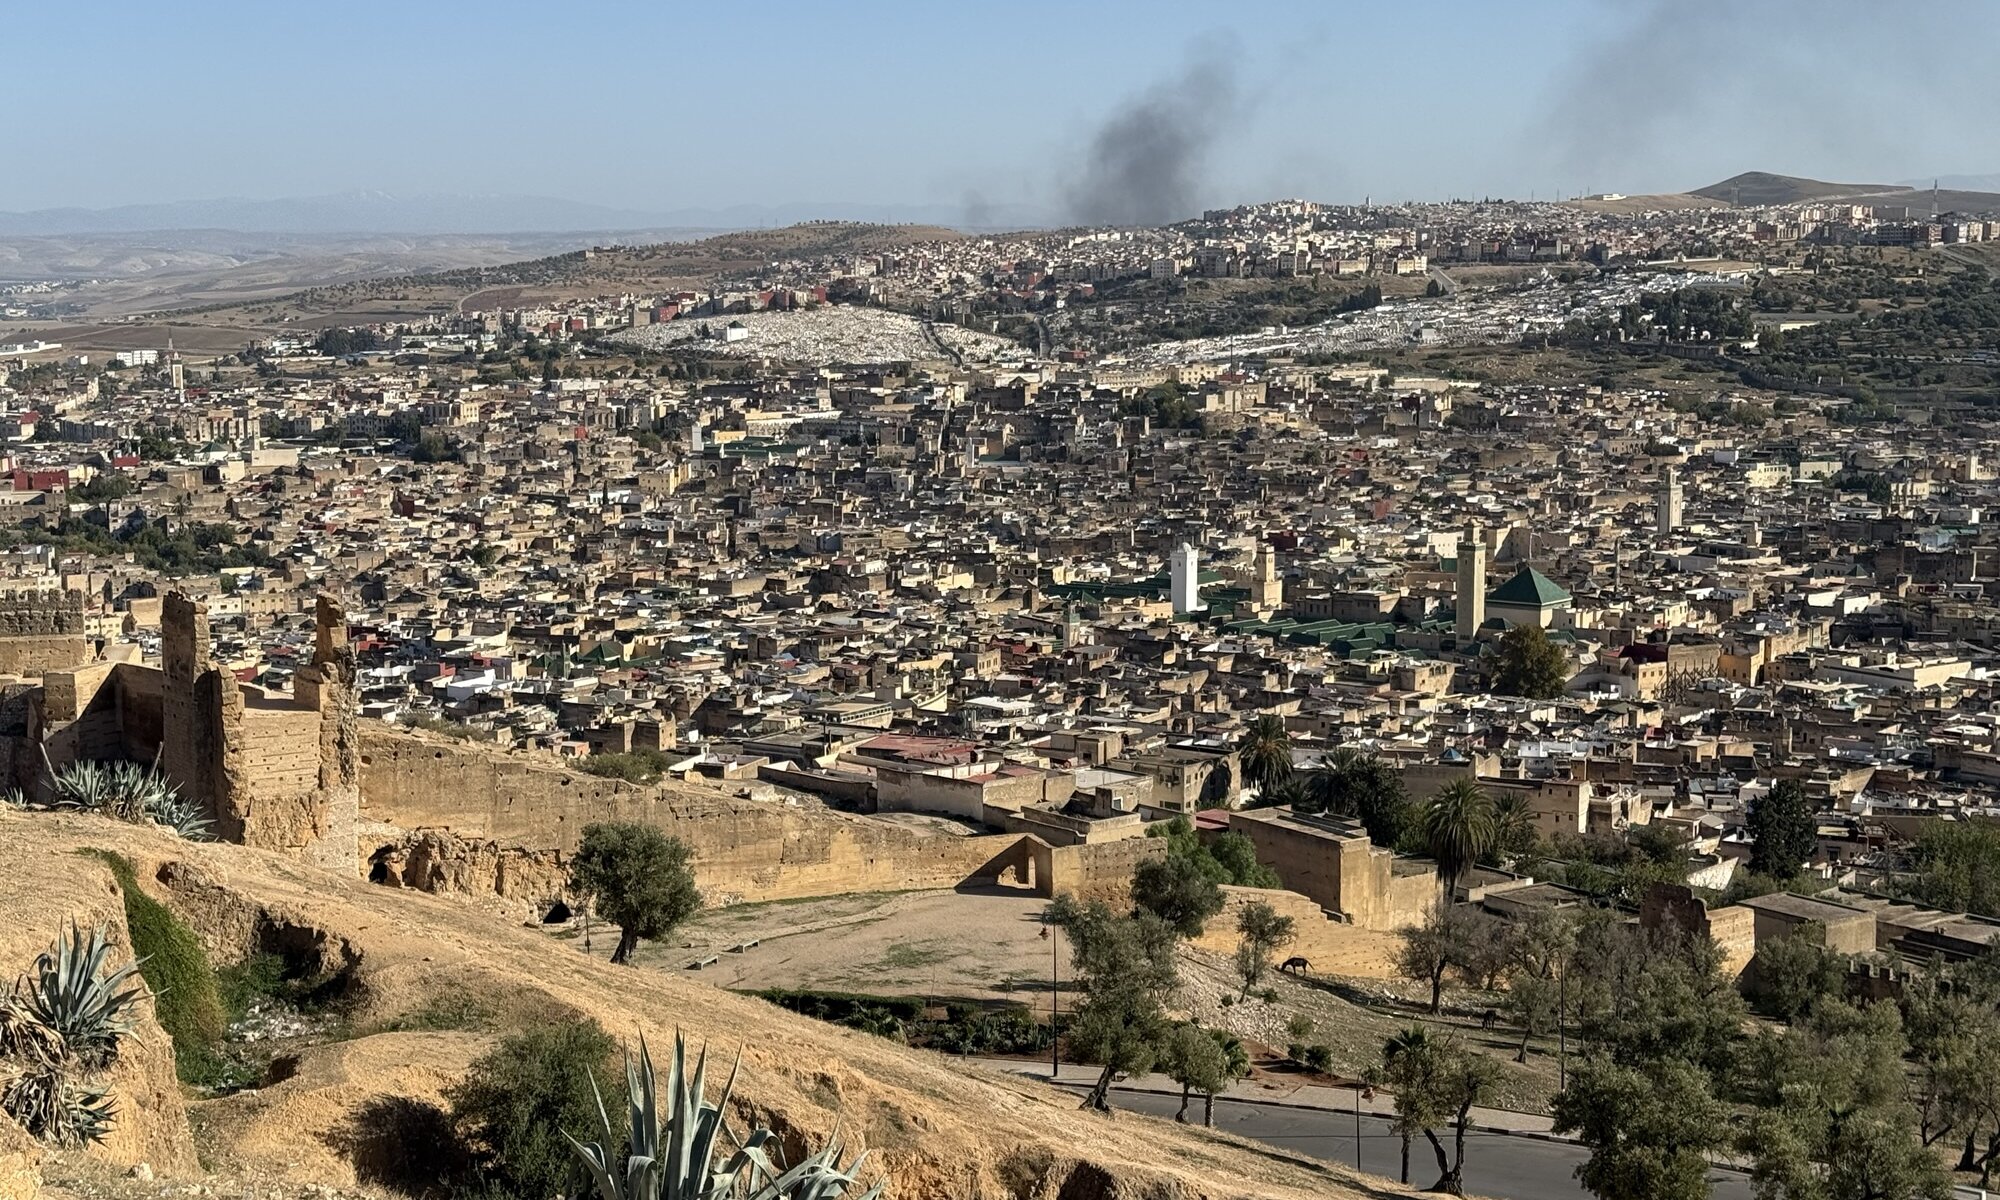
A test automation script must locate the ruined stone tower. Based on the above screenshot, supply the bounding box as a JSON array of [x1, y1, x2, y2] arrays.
[[160, 592, 359, 872]]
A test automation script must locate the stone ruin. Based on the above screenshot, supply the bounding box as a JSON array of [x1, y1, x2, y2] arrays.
[[25, 591, 360, 872]]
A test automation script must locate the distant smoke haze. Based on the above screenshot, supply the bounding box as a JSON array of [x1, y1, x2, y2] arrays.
[[1533, 0, 2000, 194], [1065, 37, 1247, 226]]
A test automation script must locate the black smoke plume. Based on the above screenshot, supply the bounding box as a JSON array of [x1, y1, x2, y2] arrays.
[[1066, 38, 1243, 227]]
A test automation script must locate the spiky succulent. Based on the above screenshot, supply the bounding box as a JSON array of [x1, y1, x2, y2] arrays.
[[45, 756, 207, 838], [102, 759, 179, 824], [19, 922, 143, 1069], [0, 787, 29, 810], [0, 926, 138, 1149], [740, 1130, 884, 1200], [148, 789, 216, 841], [50, 758, 110, 812], [567, 1033, 882, 1200], [0, 1060, 116, 1147]]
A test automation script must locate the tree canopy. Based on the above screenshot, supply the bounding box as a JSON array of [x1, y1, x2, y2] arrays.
[[1420, 779, 1496, 897], [1748, 779, 1819, 881], [567, 822, 703, 964], [1131, 853, 1225, 938], [1048, 896, 1180, 1111], [1491, 624, 1571, 699]]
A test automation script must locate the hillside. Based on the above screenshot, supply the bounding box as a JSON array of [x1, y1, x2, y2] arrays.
[[171, 221, 966, 331], [1694, 170, 2000, 212], [0, 810, 1425, 1200], [1692, 171, 1901, 206]]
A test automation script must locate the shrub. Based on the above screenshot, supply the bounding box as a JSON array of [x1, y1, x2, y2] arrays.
[[755, 989, 926, 1024], [85, 851, 226, 1083], [447, 1016, 621, 1200], [918, 1004, 1051, 1055]]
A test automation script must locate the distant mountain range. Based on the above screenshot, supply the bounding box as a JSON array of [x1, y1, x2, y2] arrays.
[[0, 192, 1056, 237], [1693, 171, 2000, 212]]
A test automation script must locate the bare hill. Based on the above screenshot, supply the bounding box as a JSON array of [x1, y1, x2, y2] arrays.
[[0, 811, 1427, 1200], [1693, 171, 1900, 205], [1693, 170, 2000, 212]]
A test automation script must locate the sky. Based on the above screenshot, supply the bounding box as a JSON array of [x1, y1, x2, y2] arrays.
[[12, 0, 2000, 222]]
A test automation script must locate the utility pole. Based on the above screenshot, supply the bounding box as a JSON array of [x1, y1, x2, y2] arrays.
[[1558, 964, 1568, 1090], [1045, 914, 1061, 1082], [1354, 1085, 1368, 1170]]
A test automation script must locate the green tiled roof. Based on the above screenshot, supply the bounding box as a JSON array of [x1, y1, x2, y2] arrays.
[[1488, 566, 1571, 608]]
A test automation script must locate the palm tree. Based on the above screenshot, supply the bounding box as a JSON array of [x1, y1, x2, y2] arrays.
[[1237, 714, 1292, 801], [1420, 779, 1496, 898], [1490, 791, 1535, 857]]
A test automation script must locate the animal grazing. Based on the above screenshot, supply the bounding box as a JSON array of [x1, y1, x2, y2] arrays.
[[1279, 955, 1310, 975]]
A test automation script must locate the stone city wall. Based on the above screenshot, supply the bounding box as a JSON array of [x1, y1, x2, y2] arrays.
[[359, 727, 1028, 905], [1037, 835, 1166, 904], [0, 590, 86, 637]]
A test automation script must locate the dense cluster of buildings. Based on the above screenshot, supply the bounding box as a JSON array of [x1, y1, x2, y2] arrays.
[[0, 312, 1997, 924]]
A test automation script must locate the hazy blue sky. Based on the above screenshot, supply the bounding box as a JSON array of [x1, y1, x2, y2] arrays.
[[14, 0, 2000, 218]]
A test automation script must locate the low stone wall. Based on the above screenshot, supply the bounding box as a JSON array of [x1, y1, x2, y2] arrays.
[[359, 727, 1027, 905], [1040, 836, 1165, 904], [1191, 885, 1405, 980]]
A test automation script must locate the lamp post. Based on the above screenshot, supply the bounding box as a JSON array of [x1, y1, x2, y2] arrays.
[[1355, 1085, 1374, 1170], [1043, 917, 1060, 1082], [1558, 962, 1568, 1090]]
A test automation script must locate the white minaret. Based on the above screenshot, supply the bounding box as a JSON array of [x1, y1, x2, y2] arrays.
[[1658, 466, 1684, 534], [1455, 522, 1485, 639], [1170, 543, 1203, 615]]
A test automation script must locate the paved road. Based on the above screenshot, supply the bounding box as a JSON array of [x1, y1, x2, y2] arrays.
[[1095, 1087, 1754, 1200]]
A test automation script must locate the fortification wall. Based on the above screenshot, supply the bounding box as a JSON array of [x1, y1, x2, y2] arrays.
[[0, 589, 86, 637], [1191, 885, 1404, 979], [1041, 836, 1165, 904], [0, 635, 92, 677], [36, 662, 165, 779], [358, 727, 1026, 905]]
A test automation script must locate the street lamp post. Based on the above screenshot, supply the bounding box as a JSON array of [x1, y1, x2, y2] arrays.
[[1558, 963, 1568, 1090], [1354, 1086, 1366, 1170], [1044, 918, 1060, 1082]]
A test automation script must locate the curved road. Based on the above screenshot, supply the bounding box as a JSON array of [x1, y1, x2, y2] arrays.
[[1070, 1084, 1754, 1200]]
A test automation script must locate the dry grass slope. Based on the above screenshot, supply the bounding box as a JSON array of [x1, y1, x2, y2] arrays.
[[0, 811, 1441, 1200]]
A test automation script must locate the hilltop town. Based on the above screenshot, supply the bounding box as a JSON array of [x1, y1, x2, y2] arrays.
[[5, 177, 2000, 1200]]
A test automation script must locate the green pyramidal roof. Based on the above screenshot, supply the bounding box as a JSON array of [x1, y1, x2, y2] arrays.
[[1488, 565, 1572, 608]]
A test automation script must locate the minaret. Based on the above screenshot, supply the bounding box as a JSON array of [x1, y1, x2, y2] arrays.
[[1455, 523, 1485, 639], [167, 337, 185, 401], [1170, 543, 1203, 615], [1250, 539, 1281, 610], [1658, 466, 1684, 534]]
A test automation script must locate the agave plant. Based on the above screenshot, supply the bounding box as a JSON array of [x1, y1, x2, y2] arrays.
[[148, 789, 216, 841], [19, 922, 143, 1069], [742, 1131, 884, 1200], [0, 1060, 116, 1147], [41, 752, 208, 839], [0, 927, 137, 1149], [567, 1033, 882, 1200], [0, 787, 29, 810], [102, 758, 180, 824], [50, 758, 110, 813]]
